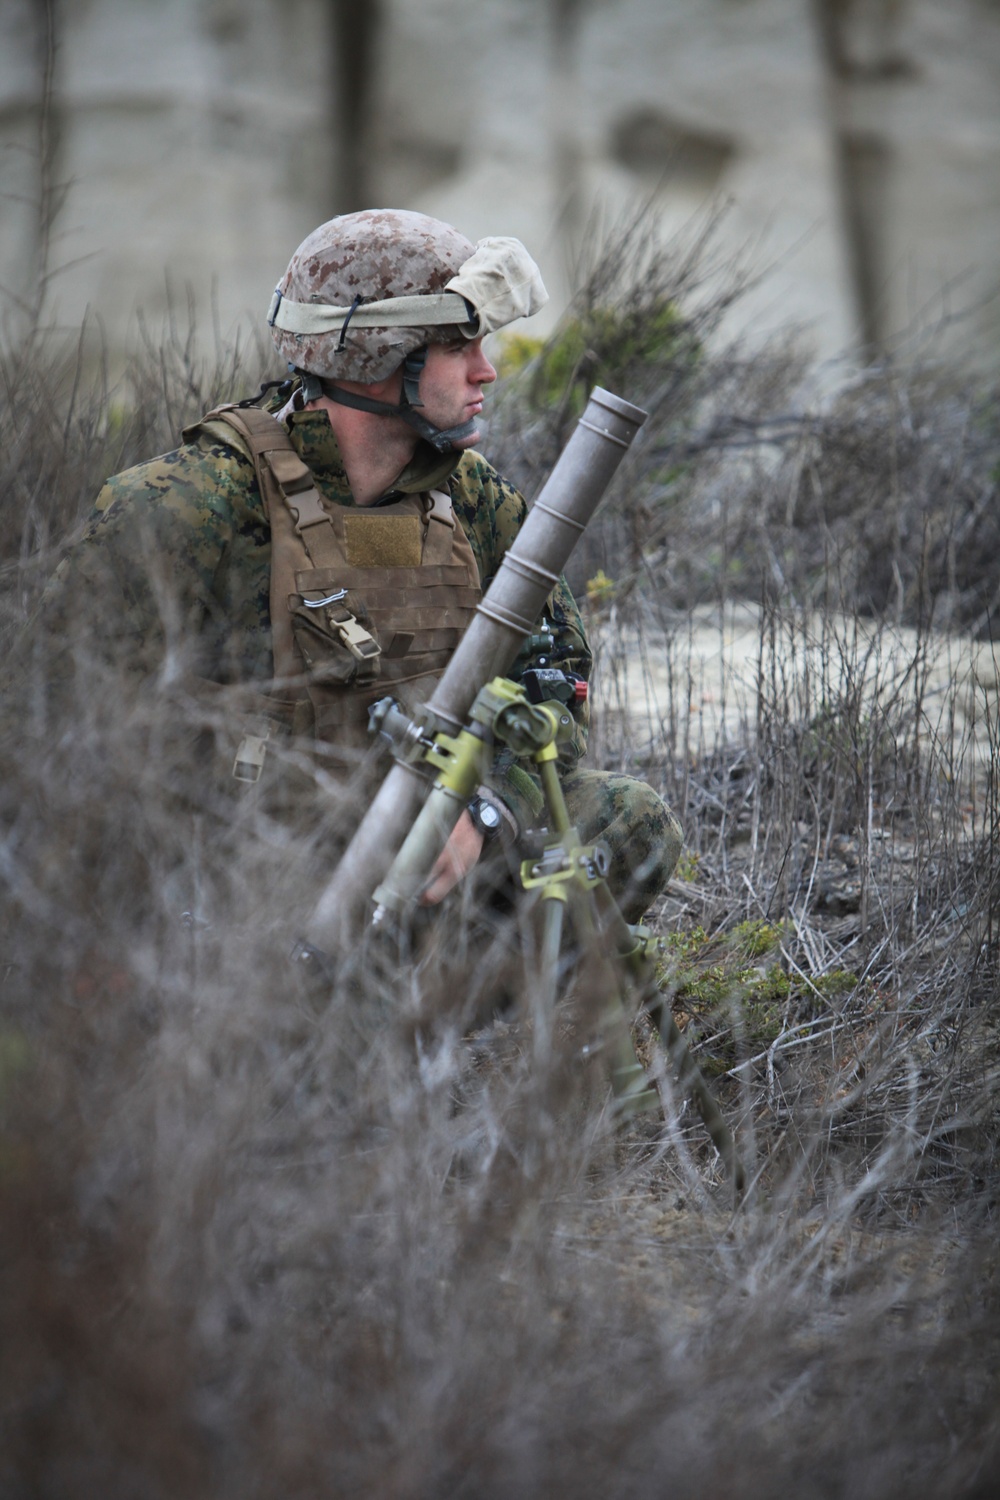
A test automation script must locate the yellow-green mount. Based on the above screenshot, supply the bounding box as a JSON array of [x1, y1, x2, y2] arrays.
[[372, 676, 657, 1115], [370, 676, 746, 1197]]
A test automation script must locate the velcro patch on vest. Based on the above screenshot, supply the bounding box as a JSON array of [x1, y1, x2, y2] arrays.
[[343, 514, 423, 568]]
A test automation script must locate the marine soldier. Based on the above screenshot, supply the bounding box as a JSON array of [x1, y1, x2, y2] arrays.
[[40, 210, 681, 919]]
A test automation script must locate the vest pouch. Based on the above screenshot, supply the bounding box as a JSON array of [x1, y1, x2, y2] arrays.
[[289, 586, 382, 688]]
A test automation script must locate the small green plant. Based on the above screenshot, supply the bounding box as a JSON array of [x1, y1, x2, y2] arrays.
[[493, 331, 545, 380], [654, 919, 866, 1077], [673, 849, 701, 882], [728, 918, 785, 959], [516, 302, 693, 420], [585, 569, 617, 610]]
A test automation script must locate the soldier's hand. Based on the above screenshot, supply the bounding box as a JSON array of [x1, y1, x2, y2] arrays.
[[419, 810, 485, 906]]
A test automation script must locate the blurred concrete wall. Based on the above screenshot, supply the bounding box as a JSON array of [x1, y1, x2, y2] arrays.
[[2, 0, 998, 372]]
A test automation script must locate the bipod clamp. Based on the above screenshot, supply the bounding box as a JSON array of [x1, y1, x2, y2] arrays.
[[367, 679, 532, 922]]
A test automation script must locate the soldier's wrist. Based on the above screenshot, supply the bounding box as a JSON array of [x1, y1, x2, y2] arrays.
[[470, 786, 517, 845]]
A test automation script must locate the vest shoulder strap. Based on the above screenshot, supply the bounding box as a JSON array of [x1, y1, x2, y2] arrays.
[[193, 403, 299, 460], [191, 404, 336, 553], [425, 487, 456, 529]]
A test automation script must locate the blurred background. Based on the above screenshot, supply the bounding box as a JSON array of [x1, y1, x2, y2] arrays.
[[2, 0, 998, 374]]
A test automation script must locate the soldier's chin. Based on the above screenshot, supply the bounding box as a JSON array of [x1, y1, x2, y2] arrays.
[[453, 419, 486, 449]]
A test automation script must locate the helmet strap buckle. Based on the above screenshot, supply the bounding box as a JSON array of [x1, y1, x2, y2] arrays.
[[298, 371, 325, 405], [401, 347, 426, 409]]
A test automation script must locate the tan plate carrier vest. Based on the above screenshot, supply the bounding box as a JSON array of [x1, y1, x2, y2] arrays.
[[189, 404, 482, 768]]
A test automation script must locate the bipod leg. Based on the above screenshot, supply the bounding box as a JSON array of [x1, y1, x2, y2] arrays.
[[532, 887, 565, 1072], [527, 755, 657, 1118], [571, 885, 660, 1117]]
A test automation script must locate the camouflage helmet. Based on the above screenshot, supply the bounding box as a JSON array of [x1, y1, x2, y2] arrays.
[[267, 209, 547, 385]]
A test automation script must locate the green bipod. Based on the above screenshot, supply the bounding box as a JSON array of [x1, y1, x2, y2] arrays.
[[369, 676, 745, 1198], [491, 686, 745, 1196]]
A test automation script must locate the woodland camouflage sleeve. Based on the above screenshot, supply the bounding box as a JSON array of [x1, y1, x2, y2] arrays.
[[33, 437, 271, 690]]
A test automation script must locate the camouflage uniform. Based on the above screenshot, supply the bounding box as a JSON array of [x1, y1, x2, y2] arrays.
[[43, 401, 681, 916]]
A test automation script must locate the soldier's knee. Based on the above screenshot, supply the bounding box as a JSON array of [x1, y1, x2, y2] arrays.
[[615, 781, 682, 920], [562, 771, 682, 922]]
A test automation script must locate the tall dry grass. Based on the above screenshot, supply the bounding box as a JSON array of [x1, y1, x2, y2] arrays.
[[1, 224, 999, 1497]]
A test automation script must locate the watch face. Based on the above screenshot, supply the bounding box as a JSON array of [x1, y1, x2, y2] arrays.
[[471, 797, 502, 835]]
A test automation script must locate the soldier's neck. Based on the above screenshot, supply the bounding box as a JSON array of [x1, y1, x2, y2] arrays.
[[307, 395, 417, 507]]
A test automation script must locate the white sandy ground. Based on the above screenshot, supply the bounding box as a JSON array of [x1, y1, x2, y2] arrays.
[[589, 602, 1000, 776]]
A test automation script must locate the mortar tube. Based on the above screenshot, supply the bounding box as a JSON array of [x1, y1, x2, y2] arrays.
[[304, 387, 648, 954]]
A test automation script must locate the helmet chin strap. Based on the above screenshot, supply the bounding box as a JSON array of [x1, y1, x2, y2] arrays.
[[294, 349, 478, 453]]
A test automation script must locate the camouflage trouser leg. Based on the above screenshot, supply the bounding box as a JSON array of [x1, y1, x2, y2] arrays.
[[560, 769, 683, 923]]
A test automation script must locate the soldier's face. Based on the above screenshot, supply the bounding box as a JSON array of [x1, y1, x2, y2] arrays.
[[417, 336, 497, 448]]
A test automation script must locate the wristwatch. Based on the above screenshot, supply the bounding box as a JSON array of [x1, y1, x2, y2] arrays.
[[467, 794, 504, 840]]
